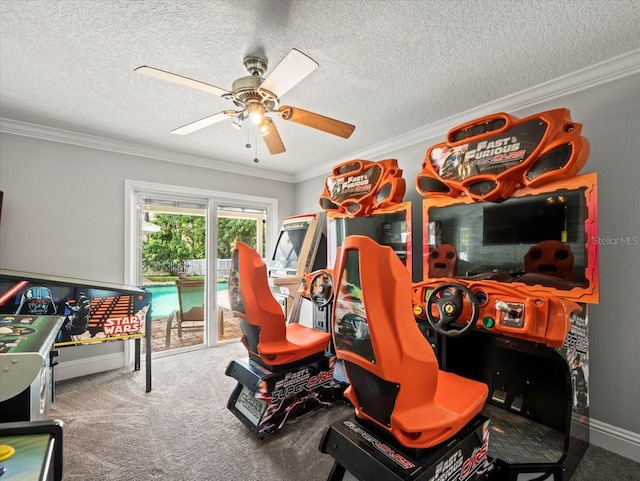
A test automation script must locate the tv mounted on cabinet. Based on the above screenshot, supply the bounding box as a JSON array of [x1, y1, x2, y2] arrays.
[[482, 195, 571, 246], [422, 174, 598, 303], [327, 201, 412, 276]]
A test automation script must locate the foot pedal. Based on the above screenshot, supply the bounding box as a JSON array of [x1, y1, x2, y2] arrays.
[[511, 395, 523, 413], [491, 389, 507, 404]]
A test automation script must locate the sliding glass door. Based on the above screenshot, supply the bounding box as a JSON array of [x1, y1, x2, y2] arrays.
[[124, 180, 276, 357], [139, 196, 207, 353], [216, 204, 266, 343]]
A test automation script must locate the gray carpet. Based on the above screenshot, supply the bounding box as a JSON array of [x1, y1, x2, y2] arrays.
[[50, 342, 640, 481]]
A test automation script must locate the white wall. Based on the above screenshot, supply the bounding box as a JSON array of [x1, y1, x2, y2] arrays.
[[295, 72, 640, 455], [0, 133, 296, 374], [0, 134, 295, 280]]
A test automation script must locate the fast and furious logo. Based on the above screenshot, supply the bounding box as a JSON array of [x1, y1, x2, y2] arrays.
[[463, 136, 525, 168], [428, 442, 488, 481], [271, 368, 334, 402], [343, 420, 416, 470]]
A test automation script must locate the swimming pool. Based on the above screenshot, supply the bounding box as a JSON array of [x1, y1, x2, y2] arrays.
[[145, 282, 229, 318]]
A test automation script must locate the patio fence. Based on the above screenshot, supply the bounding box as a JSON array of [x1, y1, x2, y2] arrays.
[[184, 258, 267, 278]]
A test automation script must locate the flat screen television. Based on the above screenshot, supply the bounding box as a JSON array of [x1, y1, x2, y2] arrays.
[[482, 195, 570, 245], [327, 201, 412, 276], [422, 173, 598, 303]]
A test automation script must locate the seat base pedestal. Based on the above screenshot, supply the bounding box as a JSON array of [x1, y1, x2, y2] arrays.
[[225, 355, 346, 439], [319, 414, 490, 481]]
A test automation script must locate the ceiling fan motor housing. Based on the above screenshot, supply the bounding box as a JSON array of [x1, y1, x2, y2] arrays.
[[243, 55, 267, 76], [231, 75, 278, 110]]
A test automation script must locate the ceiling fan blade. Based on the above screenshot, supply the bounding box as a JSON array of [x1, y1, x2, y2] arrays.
[[135, 66, 232, 97], [171, 111, 237, 135], [260, 119, 286, 155], [278, 106, 355, 139], [259, 49, 318, 98]]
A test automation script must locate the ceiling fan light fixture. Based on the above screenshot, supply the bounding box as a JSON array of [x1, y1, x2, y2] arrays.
[[250, 112, 262, 124], [246, 101, 265, 124], [258, 117, 273, 135], [232, 114, 244, 129]]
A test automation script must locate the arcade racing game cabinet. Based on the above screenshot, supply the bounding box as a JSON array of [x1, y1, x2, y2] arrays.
[[318, 158, 413, 385], [320, 235, 491, 481], [267, 212, 327, 323], [317, 158, 490, 481], [225, 242, 345, 438], [320, 109, 598, 481]]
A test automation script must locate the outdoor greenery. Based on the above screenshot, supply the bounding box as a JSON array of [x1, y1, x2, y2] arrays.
[[142, 214, 261, 276], [217, 217, 260, 258]]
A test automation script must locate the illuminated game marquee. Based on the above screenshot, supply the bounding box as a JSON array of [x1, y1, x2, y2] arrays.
[[319, 158, 406, 217], [415, 108, 590, 202]]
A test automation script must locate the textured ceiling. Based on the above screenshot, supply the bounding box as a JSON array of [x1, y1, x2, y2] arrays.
[[1, 0, 639, 181]]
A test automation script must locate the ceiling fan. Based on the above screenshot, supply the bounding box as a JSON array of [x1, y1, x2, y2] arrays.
[[135, 48, 356, 155]]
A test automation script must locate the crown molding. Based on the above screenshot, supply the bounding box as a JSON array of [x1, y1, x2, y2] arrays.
[[0, 118, 295, 184], [294, 48, 640, 183]]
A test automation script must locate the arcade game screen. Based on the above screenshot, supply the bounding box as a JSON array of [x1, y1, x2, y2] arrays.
[[271, 221, 310, 271], [423, 174, 598, 302], [328, 202, 412, 274]]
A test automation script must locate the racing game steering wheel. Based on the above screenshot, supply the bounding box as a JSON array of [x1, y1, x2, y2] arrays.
[[425, 282, 479, 337], [308, 271, 334, 308]]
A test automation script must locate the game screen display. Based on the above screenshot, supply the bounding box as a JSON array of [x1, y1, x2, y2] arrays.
[[270, 221, 310, 271], [482, 195, 570, 245], [328, 202, 412, 274], [423, 174, 598, 302]]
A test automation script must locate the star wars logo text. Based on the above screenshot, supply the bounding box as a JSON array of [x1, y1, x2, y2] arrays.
[[464, 136, 525, 167], [428, 442, 488, 481], [103, 316, 142, 335], [271, 369, 334, 402], [343, 420, 416, 469]]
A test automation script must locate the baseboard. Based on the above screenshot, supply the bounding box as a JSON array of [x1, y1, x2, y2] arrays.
[[590, 418, 640, 463], [55, 352, 126, 381]]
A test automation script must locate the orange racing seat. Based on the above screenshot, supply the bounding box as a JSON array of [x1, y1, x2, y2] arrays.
[[524, 240, 574, 281], [333, 235, 488, 448], [427, 243, 458, 278], [229, 242, 331, 367]]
